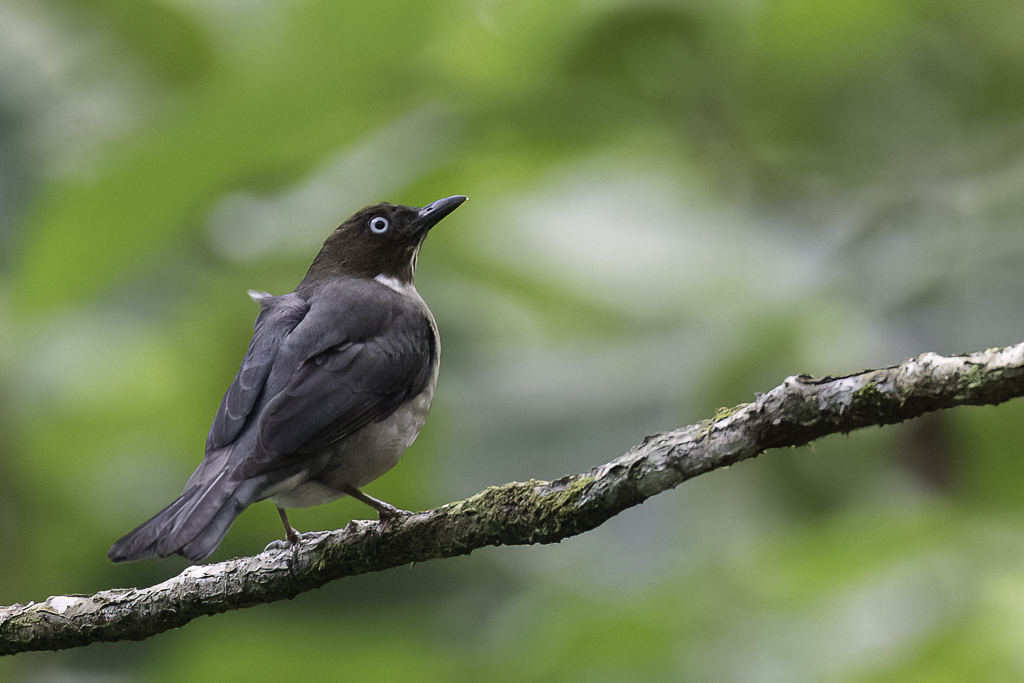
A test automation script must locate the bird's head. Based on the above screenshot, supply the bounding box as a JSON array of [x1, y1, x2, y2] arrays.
[[302, 195, 466, 286]]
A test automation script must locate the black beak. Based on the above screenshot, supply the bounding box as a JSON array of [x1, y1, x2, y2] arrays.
[[412, 195, 467, 232]]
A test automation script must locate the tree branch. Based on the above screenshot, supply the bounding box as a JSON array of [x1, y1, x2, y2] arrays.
[[3, 342, 1024, 655]]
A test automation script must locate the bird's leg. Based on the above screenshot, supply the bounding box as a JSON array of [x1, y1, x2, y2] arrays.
[[263, 507, 302, 556], [277, 506, 301, 546], [340, 485, 410, 520]]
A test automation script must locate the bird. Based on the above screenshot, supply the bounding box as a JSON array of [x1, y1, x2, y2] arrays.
[[109, 194, 466, 562]]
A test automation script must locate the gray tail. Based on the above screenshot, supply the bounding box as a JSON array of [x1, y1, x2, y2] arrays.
[[109, 470, 263, 563]]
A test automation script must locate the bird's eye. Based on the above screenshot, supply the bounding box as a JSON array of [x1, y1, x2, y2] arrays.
[[369, 216, 390, 234]]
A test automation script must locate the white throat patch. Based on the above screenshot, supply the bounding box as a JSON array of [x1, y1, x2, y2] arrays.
[[375, 273, 415, 295]]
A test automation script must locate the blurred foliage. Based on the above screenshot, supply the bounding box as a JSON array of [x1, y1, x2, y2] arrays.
[[2, 0, 1024, 680]]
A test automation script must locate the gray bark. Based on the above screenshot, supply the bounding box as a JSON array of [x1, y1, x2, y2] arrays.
[[2, 342, 1023, 655]]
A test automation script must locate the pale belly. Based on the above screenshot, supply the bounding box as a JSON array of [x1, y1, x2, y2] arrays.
[[264, 389, 433, 509]]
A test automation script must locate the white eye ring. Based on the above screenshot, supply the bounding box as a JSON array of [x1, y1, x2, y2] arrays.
[[369, 216, 390, 234]]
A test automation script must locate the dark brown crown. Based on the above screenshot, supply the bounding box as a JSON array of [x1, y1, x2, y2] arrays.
[[300, 196, 465, 288]]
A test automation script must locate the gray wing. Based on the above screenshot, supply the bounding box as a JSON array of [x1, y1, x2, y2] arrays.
[[205, 292, 310, 452], [235, 278, 436, 476]]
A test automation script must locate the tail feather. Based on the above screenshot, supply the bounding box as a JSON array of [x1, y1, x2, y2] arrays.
[[157, 470, 231, 550], [109, 472, 263, 563], [179, 491, 250, 561]]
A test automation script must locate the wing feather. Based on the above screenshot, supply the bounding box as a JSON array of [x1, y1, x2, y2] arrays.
[[257, 283, 435, 458], [205, 292, 310, 451], [203, 279, 436, 481]]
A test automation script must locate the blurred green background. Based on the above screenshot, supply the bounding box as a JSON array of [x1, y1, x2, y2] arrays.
[[3, 0, 1024, 680]]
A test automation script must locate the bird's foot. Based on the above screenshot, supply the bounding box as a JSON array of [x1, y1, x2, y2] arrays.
[[340, 485, 411, 521], [263, 506, 304, 561], [263, 538, 293, 553], [264, 534, 303, 569], [374, 501, 412, 521]]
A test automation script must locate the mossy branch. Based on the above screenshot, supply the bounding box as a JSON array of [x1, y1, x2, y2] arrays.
[[3, 342, 1024, 655]]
